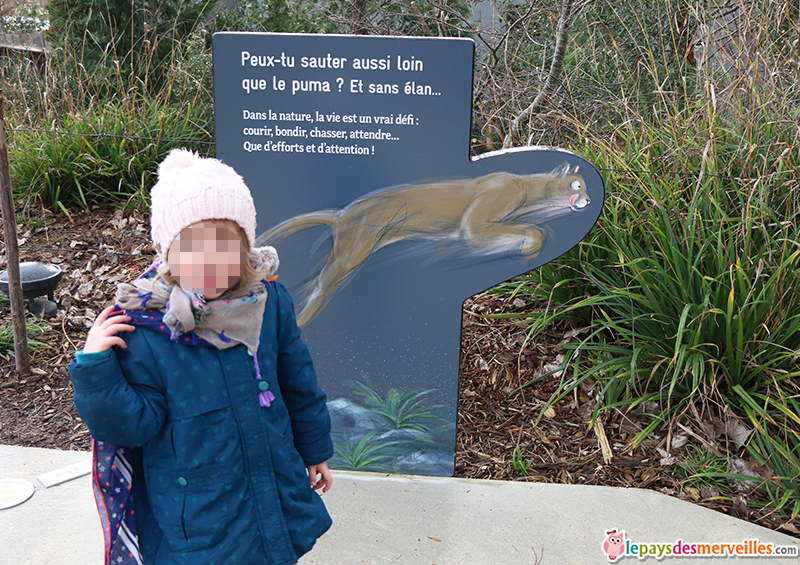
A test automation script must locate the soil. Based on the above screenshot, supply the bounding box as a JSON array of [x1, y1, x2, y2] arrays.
[[1, 205, 797, 539]]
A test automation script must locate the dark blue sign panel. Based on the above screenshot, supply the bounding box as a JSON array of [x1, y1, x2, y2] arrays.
[[213, 32, 603, 476]]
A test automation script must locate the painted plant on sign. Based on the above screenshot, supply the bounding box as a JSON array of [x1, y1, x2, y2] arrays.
[[328, 378, 452, 476]]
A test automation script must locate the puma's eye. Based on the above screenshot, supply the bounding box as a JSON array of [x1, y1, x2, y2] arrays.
[[570, 180, 582, 191]]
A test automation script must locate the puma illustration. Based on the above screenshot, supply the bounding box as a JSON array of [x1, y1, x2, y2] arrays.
[[256, 164, 590, 326]]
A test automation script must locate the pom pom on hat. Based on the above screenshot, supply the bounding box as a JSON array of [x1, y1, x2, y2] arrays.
[[150, 149, 258, 258], [253, 246, 280, 275], [158, 148, 202, 174]]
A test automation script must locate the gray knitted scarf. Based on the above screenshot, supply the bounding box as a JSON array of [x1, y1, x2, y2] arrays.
[[115, 260, 271, 353]]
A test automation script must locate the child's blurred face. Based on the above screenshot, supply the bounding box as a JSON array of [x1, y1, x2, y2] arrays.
[[167, 220, 245, 299]]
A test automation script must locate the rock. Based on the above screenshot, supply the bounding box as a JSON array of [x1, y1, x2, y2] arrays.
[[392, 450, 453, 476], [374, 427, 431, 445], [327, 397, 388, 437]]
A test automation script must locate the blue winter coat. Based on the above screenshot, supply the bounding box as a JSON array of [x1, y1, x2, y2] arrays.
[[68, 283, 333, 565]]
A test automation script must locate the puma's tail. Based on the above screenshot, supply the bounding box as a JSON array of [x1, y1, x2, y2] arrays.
[[255, 211, 338, 246]]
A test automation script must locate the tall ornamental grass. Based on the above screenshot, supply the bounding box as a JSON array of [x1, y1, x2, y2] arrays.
[[4, 28, 215, 212], [488, 0, 800, 518], [493, 109, 800, 517]]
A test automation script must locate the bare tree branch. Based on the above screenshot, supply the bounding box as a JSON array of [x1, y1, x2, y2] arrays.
[[503, 0, 575, 148]]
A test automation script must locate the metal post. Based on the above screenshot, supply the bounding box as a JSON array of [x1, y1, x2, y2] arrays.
[[0, 90, 31, 374]]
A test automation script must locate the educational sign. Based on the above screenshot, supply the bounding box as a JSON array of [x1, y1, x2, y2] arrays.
[[213, 32, 604, 477]]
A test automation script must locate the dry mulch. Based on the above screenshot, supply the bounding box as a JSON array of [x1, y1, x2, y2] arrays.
[[1, 205, 797, 539], [0, 206, 153, 451]]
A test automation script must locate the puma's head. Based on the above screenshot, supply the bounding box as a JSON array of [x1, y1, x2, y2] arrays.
[[544, 163, 590, 211]]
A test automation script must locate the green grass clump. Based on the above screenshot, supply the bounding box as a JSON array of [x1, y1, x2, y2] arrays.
[[0, 317, 52, 360], [675, 445, 728, 492], [4, 25, 215, 213], [10, 98, 212, 212], [496, 140, 800, 422], [740, 392, 800, 519]]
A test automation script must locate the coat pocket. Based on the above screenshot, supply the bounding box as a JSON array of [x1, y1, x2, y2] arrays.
[[144, 462, 252, 555]]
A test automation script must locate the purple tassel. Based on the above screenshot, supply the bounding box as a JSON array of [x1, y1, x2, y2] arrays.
[[259, 390, 276, 407]]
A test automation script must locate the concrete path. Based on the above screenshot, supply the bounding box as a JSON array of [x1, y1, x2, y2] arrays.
[[1, 445, 798, 564]]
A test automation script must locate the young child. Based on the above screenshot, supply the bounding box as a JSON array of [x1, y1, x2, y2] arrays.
[[68, 149, 333, 565]]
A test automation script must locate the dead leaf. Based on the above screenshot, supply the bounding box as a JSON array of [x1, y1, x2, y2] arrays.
[[779, 522, 800, 535], [111, 216, 129, 230], [724, 419, 752, 447], [594, 419, 613, 464], [657, 447, 677, 466], [534, 355, 563, 379], [77, 282, 93, 297], [427, 536, 441, 542], [560, 327, 589, 342], [685, 486, 701, 501], [671, 434, 689, 449], [748, 461, 773, 480], [731, 497, 749, 518], [702, 418, 725, 439], [543, 406, 556, 419], [619, 418, 642, 435], [726, 458, 761, 495]]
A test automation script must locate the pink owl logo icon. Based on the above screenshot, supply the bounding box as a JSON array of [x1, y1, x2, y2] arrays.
[[602, 529, 626, 562]]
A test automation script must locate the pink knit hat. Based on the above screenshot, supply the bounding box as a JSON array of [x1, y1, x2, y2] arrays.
[[150, 149, 278, 271]]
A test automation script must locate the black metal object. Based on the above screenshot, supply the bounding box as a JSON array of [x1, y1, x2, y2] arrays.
[[0, 261, 62, 317]]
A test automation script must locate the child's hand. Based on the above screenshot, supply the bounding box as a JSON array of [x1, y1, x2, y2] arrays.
[[83, 305, 136, 353], [307, 461, 333, 493]]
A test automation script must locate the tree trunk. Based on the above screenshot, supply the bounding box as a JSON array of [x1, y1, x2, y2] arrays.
[[351, 0, 368, 35], [695, 0, 764, 107], [0, 91, 30, 375]]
